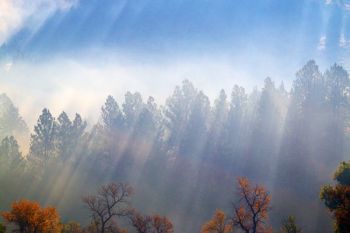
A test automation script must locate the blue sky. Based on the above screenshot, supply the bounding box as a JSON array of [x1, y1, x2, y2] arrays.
[[1, 0, 344, 62], [0, 0, 349, 124], [0, 1, 316, 56]]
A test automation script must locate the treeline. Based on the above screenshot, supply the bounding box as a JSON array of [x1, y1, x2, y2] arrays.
[[0, 60, 349, 232], [1, 160, 349, 233], [0, 177, 276, 233]]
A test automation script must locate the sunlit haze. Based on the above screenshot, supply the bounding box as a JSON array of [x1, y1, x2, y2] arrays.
[[1, 1, 350, 233]]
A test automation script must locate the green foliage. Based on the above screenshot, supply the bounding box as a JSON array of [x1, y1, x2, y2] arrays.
[[334, 161, 350, 185], [279, 216, 302, 233], [321, 161, 350, 233], [0, 223, 6, 233], [320, 185, 340, 210]]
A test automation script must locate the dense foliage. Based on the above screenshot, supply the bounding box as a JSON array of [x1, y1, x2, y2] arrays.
[[320, 161, 350, 233], [2, 200, 61, 233]]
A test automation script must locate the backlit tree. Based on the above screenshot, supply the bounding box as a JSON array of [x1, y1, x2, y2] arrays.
[[1, 199, 61, 233], [232, 177, 272, 233]]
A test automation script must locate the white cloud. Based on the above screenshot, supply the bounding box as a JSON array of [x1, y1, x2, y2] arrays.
[[340, 34, 347, 48], [4, 62, 13, 72], [335, 0, 350, 10], [0, 0, 77, 46], [325, 0, 350, 11], [317, 36, 326, 50]]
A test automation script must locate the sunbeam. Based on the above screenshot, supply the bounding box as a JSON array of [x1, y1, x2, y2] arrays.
[[1, 1, 350, 233]]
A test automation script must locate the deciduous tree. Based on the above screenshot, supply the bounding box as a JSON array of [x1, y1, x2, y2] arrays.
[[320, 161, 350, 233], [201, 210, 233, 233], [128, 210, 152, 233], [1, 199, 61, 233], [151, 215, 174, 233], [83, 183, 133, 233], [128, 210, 174, 233], [232, 177, 272, 233]]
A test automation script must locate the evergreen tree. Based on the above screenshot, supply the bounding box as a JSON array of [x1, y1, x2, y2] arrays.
[[0, 94, 29, 143], [123, 92, 143, 130], [209, 89, 229, 156], [0, 136, 22, 167], [248, 77, 284, 178], [101, 95, 124, 132], [221, 85, 248, 157], [56, 111, 72, 160], [72, 113, 87, 141], [163, 80, 197, 153], [29, 108, 57, 163], [279, 216, 302, 233], [180, 91, 210, 156], [136, 96, 161, 139], [324, 64, 350, 113], [56, 112, 86, 161]]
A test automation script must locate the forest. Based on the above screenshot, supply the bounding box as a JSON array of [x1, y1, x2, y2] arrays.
[[0, 60, 350, 233]]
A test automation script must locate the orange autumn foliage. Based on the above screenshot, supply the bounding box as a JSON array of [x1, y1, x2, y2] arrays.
[[1, 199, 61, 233], [232, 177, 272, 233], [201, 210, 233, 233], [151, 215, 174, 233]]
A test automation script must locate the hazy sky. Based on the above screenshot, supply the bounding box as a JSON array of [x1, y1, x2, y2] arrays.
[[0, 0, 349, 126]]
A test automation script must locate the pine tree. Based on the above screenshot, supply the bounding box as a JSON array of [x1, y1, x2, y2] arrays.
[[29, 108, 57, 163], [101, 95, 124, 132], [0, 136, 23, 168]]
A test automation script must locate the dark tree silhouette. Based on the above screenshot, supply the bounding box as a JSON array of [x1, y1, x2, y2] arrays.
[[83, 183, 133, 233]]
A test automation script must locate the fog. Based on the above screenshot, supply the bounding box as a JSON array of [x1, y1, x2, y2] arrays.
[[0, 60, 349, 233], [1, 1, 350, 233], [0, 53, 290, 128]]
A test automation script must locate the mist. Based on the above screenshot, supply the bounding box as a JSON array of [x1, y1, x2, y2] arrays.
[[0, 52, 291, 128], [1, 1, 350, 233], [0, 59, 349, 233]]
